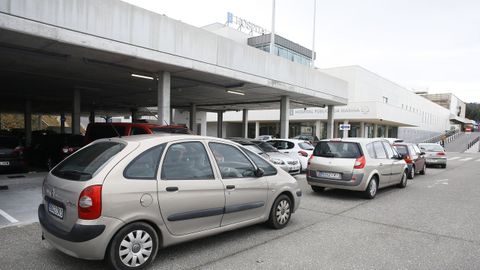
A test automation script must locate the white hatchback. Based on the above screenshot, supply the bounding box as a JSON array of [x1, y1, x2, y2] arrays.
[[267, 139, 314, 171]]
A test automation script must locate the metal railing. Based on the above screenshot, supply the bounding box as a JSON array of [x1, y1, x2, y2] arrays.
[[466, 136, 480, 152], [422, 129, 460, 144]]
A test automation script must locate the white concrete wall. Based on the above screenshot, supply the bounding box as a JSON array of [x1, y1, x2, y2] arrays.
[[208, 65, 452, 141], [173, 110, 207, 136], [0, 0, 348, 105]]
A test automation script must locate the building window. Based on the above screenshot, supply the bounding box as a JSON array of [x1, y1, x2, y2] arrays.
[[382, 96, 389, 104]]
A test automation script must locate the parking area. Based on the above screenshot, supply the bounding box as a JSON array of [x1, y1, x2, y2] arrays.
[[1, 151, 479, 269]]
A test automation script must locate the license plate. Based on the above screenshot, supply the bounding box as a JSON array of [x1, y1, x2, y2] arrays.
[[48, 202, 64, 219], [317, 171, 342, 179], [0, 161, 9, 166]]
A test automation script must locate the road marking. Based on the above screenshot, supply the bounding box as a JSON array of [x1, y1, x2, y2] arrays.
[[476, 159, 480, 162], [459, 158, 473, 161], [0, 209, 19, 223], [448, 157, 460, 160]]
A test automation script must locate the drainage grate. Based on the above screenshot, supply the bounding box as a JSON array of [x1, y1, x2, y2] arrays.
[[6, 175, 26, 179]]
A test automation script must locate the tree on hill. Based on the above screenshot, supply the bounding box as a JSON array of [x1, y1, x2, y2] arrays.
[[466, 103, 480, 122]]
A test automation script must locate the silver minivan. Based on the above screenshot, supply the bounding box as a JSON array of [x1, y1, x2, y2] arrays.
[[307, 138, 408, 199], [39, 135, 301, 269]]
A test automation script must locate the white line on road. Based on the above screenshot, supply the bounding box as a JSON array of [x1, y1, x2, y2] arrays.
[[476, 159, 480, 162], [459, 158, 473, 161], [0, 209, 19, 223], [448, 157, 460, 160]]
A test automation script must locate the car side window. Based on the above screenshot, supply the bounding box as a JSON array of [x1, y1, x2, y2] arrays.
[[161, 142, 214, 180], [408, 145, 418, 158], [366, 143, 376, 158], [413, 145, 421, 154], [382, 142, 395, 159], [131, 127, 148, 135], [373, 142, 387, 159], [124, 144, 165, 180], [209, 143, 256, 179], [243, 149, 277, 176]]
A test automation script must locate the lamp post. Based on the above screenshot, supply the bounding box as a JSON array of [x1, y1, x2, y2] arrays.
[[311, 0, 317, 67], [269, 0, 276, 55]]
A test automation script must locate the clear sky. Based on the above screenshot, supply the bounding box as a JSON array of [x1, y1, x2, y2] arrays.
[[121, 0, 480, 103]]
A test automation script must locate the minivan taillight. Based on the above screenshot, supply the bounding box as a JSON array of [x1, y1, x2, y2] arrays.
[[298, 150, 308, 157], [78, 185, 102, 220], [354, 155, 366, 169]]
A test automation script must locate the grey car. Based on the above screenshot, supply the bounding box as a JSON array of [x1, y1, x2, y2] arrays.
[[307, 138, 408, 199], [38, 135, 301, 269], [418, 143, 447, 168]]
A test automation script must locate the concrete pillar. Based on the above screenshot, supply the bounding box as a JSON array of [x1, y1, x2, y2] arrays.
[[373, 123, 379, 138], [242, 109, 249, 138], [315, 120, 322, 139], [342, 120, 349, 138], [24, 100, 32, 146], [60, 113, 66, 134], [255, 121, 260, 139], [157, 71, 171, 125], [385, 125, 390, 138], [217, 111, 223, 138], [190, 104, 197, 135], [359, 122, 365, 138], [326, 105, 335, 139], [280, 96, 290, 139], [72, 89, 81, 135], [199, 112, 207, 136], [89, 109, 95, 124]]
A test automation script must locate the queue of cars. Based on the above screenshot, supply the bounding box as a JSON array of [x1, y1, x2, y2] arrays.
[[34, 128, 446, 269]]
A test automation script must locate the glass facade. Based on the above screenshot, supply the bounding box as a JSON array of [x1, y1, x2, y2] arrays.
[[255, 44, 312, 66]]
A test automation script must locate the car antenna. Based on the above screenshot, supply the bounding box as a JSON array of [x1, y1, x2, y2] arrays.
[[110, 123, 122, 138]]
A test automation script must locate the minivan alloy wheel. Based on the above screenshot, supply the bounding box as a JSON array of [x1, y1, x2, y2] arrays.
[[276, 199, 291, 225], [369, 180, 377, 197], [119, 230, 153, 267]]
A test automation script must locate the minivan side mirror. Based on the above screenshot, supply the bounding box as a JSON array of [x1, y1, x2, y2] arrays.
[[254, 168, 265, 177]]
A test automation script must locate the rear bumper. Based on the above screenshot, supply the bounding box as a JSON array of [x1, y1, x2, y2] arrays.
[[38, 204, 105, 242], [307, 171, 366, 191], [38, 204, 123, 260], [426, 158, 447, 165], [0, 158, 25, 171]]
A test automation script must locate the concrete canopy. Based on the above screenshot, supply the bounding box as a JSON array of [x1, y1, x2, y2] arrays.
[[0, 0, 348, 116]]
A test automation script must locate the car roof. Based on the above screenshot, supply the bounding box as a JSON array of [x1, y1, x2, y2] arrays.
[[319, 138, 391, 144], [268, 138, 310, 143], [97, 134, 240, 145]]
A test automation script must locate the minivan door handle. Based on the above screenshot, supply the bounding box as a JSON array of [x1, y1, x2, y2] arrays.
[[166, 187, 179, 192], [226, 185, 235, 190]]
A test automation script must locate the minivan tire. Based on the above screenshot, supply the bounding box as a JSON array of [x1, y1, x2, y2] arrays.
[[419, 163, 426, 175], [408, 166, 415, 179], [267, 194, 292, 230], [364, 178, 378, 199], [107, 222, 159, 270], [311, 186, 325, 193], [397, 171, 408, 189]]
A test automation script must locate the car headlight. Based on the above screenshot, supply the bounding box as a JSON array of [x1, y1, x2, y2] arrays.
[[270, 158, 285, 165]]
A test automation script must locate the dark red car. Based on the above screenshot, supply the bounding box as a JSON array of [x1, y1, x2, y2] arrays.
[[393, 143, 427, 179], [84, 123, 191, 144]]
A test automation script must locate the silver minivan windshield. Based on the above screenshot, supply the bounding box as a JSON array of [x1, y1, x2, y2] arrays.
[[52, 141, 125, 181]]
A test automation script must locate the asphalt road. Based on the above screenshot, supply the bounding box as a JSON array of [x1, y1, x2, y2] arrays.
[[1, 152, 479, 269]]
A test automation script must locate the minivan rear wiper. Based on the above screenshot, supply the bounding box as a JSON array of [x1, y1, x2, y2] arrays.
[[58, 170, 93, 180]]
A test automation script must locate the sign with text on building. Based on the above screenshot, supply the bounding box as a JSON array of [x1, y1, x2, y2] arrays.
[[339, 124, 351, 130]]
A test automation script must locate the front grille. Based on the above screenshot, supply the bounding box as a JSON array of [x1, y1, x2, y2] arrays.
[[288, 161, 298, 165]]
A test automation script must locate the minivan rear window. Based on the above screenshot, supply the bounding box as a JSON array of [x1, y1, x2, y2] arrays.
[[394, 145, 408, 155], [313, 141, 362, 158], [52, 142, 125, 181]]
